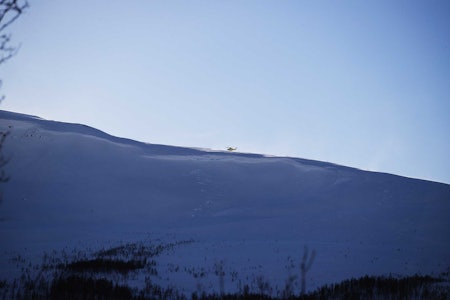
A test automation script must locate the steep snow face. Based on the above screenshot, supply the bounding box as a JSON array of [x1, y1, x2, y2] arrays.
[[1, 110, 449, 293]]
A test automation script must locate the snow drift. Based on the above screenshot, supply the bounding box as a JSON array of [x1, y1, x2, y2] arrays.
[[0, 110, 449, 294]]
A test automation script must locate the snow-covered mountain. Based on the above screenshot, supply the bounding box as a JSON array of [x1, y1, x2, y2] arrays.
[[1, 110, 449, 295]]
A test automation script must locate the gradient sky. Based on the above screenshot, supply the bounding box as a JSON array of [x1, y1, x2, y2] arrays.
[[1, 0, 449, 184]]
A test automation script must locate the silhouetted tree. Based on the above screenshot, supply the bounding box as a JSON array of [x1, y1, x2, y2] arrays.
[[0, 0, 28, 203], [300, 246, 316, 296]]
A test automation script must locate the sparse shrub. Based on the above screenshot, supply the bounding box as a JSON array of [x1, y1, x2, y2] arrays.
[[282, 274, 297, 299], [64, 258, 146, 274], [2, 241, 449, 300], [302, 274, 448, 300], [256, 275, 272, 298], [214, 260, 226, 298], [50, 275, 133, 300]]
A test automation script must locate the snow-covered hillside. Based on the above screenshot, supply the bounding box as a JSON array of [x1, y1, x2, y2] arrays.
[[1, 110, 449, 296]]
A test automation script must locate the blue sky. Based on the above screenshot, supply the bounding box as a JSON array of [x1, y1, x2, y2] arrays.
[[1, 0, 449, 184]]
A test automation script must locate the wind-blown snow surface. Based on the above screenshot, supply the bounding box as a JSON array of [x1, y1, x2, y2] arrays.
[[1, 110, 449, 295]]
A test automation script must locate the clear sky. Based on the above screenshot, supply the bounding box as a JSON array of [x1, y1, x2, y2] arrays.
[[1, 0, 449, 184]]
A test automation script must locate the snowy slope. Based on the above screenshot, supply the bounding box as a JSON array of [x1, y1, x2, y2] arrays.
[[1, 110, 449, 294]]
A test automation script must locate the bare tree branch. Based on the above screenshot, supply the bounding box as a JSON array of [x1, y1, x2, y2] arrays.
[[0, 0, 27, 65], [0, 0, 28, 204], [0, 0, 29, 32], [0, 131, 9, 182]]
